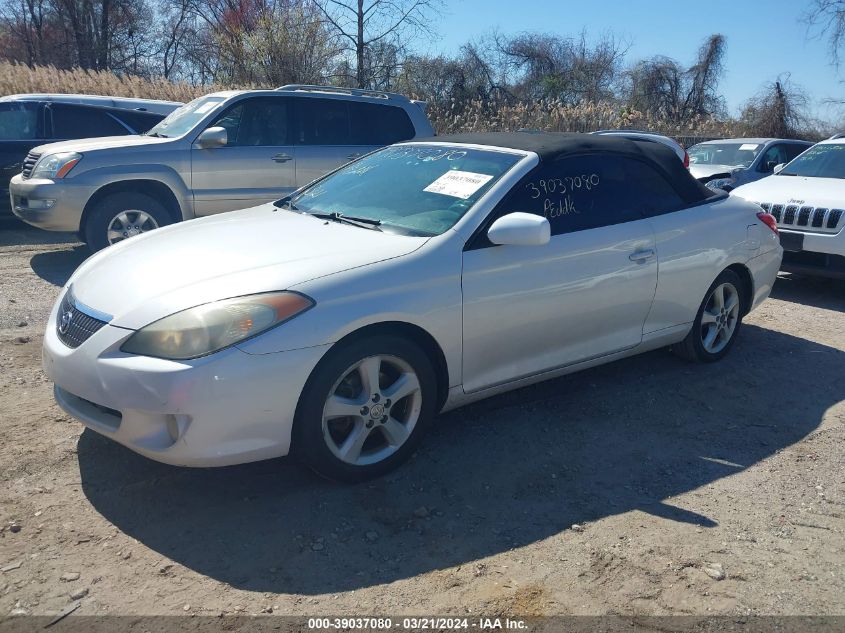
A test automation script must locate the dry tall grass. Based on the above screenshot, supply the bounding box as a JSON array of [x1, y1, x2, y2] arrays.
[[426, 99, 740, 139], [0, 61, 740, 140], [0, 61, 211, 102]]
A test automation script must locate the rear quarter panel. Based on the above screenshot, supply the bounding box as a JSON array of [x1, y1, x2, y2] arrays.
[[644, 196, 764, 334]]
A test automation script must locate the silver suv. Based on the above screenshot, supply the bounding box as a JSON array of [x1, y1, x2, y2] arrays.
[[10, 85, 434, 250]]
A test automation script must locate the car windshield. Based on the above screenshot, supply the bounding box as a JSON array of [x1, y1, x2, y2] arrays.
[[145, 95, 227, 138], [779, 143, 845, 179], [688, 142, 762, 168], [289, 144, 522, 236]]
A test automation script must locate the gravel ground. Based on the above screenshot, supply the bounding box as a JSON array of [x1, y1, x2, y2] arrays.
[[0, 219, 843, 618]]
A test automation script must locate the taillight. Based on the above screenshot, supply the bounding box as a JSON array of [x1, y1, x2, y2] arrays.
[[757, 211, 778, 234], [683, 150, 690, 169]]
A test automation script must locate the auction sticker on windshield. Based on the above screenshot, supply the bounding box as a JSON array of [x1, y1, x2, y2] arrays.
[[194, 101, 218, 114], [424, 170, 494, 199]]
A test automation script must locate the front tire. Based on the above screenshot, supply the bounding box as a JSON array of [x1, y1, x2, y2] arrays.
[[293, 335, 437, 482], [84, 192, 173, 251], [672, 269, 745, 363]]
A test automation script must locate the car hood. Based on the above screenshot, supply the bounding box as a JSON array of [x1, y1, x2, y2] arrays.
[[732, 175, 845, 207], [32, 134, 170, 156], [67, 205, 428, 330], [689, 164, 739, 180]]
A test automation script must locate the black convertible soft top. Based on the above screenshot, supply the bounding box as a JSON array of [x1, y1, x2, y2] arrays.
[[416, 131, 716, 204]]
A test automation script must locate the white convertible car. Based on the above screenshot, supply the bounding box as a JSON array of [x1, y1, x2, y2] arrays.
[[42, 133, 783, 481]]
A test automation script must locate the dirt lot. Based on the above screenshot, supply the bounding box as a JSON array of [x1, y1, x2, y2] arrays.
[[0, 219, 843, 619]]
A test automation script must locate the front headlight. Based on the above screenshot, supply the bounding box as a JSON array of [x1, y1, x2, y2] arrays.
[[121, 292, 314, 360], [31, 152, 82, 179], [706, 177, 735, 191]]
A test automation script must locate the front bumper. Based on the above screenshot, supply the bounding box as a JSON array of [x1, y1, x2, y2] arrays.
[[0, 185, 13, 217], [10, 173, 93, 232], [781, 252, 845, 279], [779, 228, 845, 279], [42, 304, 331, 466]]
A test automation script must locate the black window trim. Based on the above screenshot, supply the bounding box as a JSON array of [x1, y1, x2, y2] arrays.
[[464, 150, 720, 251]]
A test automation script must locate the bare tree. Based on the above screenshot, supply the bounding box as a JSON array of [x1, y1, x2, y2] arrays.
[[155, 0, 193, 79], [495, 30, 627, 104], [314, 0, 442, 88], [240, 2, 339, 85], [627, 34, 726, 122], [0, 0, 157, 72], [805, 0, 845, 67], [185, 0, 338, 85], [740, 76, 810, 138], [0, 0, 51, 66]]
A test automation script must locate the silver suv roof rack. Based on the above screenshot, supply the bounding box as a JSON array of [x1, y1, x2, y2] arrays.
[[276, 84, 407, 101]]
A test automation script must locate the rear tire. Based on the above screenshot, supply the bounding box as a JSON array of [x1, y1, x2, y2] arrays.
[[672, 269, 745, 363], [84, 192, 173, 251], [292, 335, 437, 482]]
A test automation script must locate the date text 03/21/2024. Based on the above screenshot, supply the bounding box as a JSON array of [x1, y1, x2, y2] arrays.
[[306, 617, 528, 630]]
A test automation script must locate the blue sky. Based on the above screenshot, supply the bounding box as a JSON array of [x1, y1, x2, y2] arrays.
[[430, 0, 843, 120]]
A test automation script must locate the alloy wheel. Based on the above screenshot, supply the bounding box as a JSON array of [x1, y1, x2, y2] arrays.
[[321, 354, 423, 466], [106, 210, 160, 245], [700, 282, 740, 354]]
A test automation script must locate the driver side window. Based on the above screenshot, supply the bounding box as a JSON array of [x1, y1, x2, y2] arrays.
[[759, 145, 787, 173], [208, 97, 289, 146]]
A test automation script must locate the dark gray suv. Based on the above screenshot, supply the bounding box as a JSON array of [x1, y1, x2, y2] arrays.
[[1, 94, 179, 220]]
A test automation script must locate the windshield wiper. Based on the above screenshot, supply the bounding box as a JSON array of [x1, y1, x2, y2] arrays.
[[145, 131, 169, 138], [308, 211, 382, 231], [273, 196, 298, 210]]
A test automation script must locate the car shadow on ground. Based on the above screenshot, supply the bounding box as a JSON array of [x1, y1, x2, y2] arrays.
[[76, 321, 844, 595], [0, 218, 80, 248], [771, 273, 845, 312], [29, 247, 89, 286]]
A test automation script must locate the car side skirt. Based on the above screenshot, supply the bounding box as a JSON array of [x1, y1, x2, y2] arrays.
[[440, 323, 689, 413]]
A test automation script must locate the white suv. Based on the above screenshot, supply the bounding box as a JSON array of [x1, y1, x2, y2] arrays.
[[731, 137, 845, 279]]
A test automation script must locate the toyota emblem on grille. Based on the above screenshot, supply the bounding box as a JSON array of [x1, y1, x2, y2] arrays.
[[59, 309, 74, 334]]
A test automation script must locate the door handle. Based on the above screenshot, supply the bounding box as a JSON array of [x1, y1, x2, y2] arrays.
[[346, 153, 362, 161], [271, 153, 292, 163], [629, 248, 656, 263]]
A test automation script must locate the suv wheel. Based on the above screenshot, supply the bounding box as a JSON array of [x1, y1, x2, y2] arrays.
[[84, 192, 173, 251]]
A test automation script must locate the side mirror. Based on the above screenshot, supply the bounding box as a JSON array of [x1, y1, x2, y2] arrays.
[[488, 212, 550, 246], [195, 126, 227, 149], [764, 160, 779, 172], [773, 163, 785, 175]]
